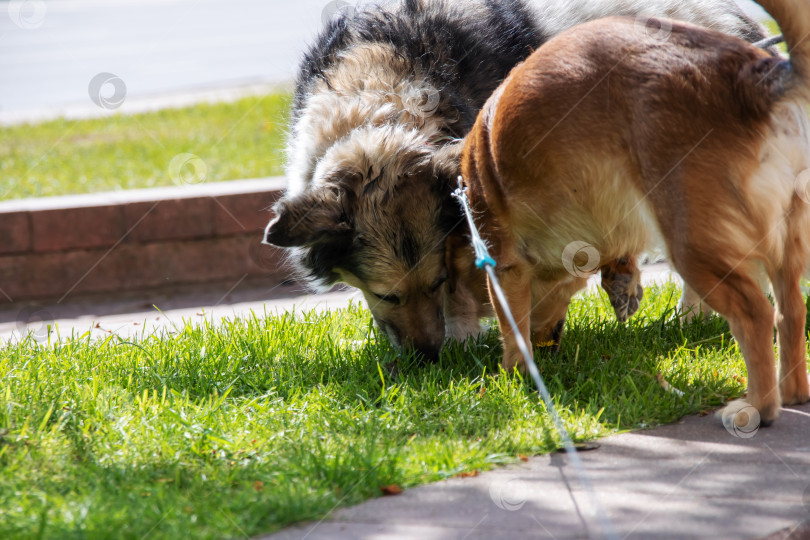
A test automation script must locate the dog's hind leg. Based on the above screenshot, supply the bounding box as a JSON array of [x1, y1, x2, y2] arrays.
[[772, 266, 810, 406], [600, 256, 644, 322], [679, 262, 780, 424]]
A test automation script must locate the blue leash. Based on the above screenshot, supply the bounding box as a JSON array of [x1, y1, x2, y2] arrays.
[[452, 177, 619, 540], [754, 34, 784, 50]]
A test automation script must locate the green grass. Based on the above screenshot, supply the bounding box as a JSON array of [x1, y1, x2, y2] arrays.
[[763, 19, 789, 54], [0, 94, 292, 201], [1, 282, 790, 539]]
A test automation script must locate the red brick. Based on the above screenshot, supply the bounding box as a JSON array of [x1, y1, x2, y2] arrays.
[[116, 235, 285, 288], [246, 237, 286, 274], [0, 212, 31, 254], [212, 191, 280, 236], [31, 206, 124, 252], [0, 249, 108, 300], [0, 232, 291, 302], [124, 198, 214, 243]]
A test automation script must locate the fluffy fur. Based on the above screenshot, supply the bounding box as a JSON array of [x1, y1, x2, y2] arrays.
[[264, 0, 771, 358], [459, 0, 810, 424]]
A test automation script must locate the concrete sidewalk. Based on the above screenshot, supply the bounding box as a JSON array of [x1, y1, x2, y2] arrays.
[[0, 280, 361, 344], [263, 403, 810, 540], [1, 262, 676, 344]]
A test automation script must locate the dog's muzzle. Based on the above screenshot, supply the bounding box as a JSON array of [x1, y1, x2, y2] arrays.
[[412, 342, 441, 362]]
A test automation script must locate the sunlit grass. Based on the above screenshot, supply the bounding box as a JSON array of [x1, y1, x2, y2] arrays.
[[763, 18, 788, 54], [0, 94, 291, 201], [1, 282, 782, 539]]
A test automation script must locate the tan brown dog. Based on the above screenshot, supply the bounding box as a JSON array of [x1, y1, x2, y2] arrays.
[[460, 0, 810, 425]]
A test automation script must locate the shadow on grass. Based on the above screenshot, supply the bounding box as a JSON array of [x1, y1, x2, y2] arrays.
[[4, 284, 802, 540]]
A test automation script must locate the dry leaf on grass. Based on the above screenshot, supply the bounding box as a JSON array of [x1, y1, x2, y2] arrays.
[[380, 484, 403, 496]]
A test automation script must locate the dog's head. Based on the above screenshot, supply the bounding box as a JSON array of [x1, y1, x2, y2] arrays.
[[265, 127, 463, 360]]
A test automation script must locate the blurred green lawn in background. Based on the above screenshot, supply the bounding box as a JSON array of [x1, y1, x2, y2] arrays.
[[0, 94, 291, 201]]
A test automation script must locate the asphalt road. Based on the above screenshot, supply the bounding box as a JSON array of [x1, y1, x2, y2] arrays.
[[0, 0, 337, 115], [0, 0, 770, 119]]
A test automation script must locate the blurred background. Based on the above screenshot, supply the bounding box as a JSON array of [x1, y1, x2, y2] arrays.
[[1, 0, 330, 120], [1, 0, 770, 126]]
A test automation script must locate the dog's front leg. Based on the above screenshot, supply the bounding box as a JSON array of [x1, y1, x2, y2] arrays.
[[530, 277, 587, 351], [489, 262, 533, 373]]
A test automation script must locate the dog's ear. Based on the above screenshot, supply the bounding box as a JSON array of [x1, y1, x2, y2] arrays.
[[264, 185, 354, 248], [430, 140, 467, 235], [431, 139, 464, 185]]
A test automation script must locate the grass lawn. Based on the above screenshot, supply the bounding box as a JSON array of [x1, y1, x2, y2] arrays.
[[0, 94, 292, 201], [0, 282, 780, 540], [763, 19, 786, 49]]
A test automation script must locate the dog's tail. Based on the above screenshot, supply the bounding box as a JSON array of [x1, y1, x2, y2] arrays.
[[757, 0, 810, 100]]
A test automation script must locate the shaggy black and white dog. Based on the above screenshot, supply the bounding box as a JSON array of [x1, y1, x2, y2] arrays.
[[265, 0, 772, 359]]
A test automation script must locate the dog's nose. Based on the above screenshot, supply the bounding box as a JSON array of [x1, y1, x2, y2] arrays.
[[414, 342, 441, 363], [262, 223, 276, 245]]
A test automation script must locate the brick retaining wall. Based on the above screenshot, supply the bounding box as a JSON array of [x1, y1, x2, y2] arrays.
[[0, 178, 289, 303]]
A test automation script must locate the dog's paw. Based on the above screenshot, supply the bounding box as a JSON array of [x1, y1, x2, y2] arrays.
[[717, 398, 778, 433], [780, 371, 810, 406], [605, 275, 644, 322]]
